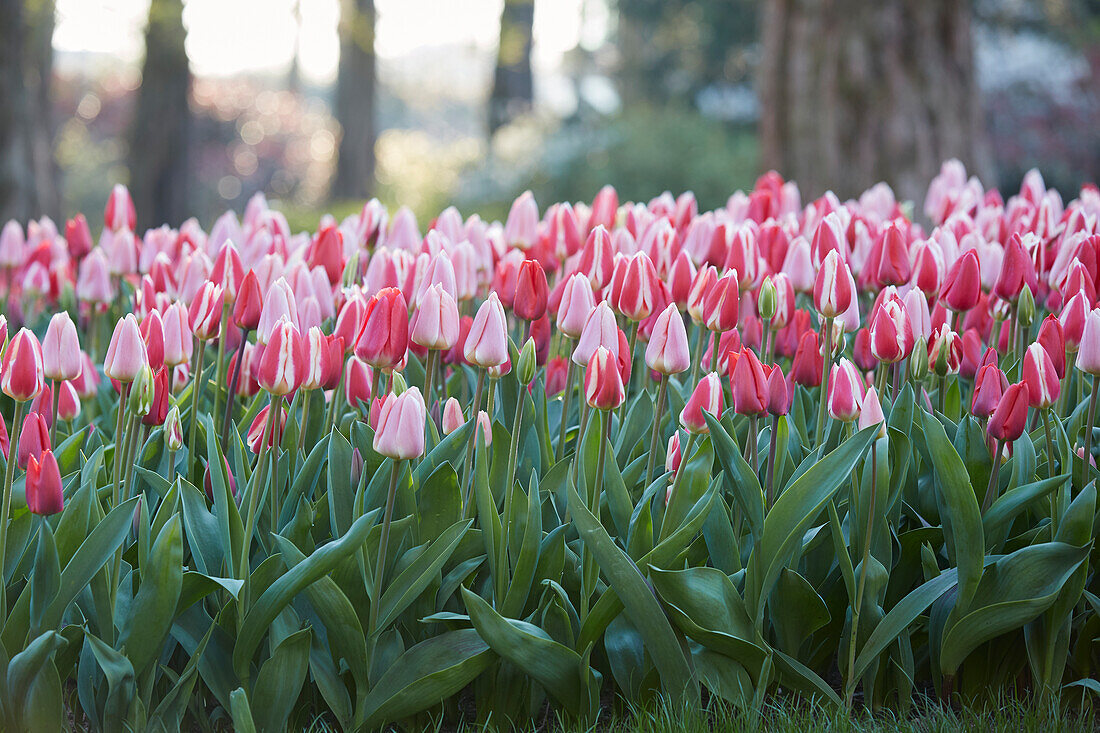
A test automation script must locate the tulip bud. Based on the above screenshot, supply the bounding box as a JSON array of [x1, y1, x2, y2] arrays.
[[869, 296, 915, 364], [577, 225, 615, 289], [758, 277, 777, 322], [813, 250, 853, 319], [972, 363, 1007, 419], [514, 259, 549, 321], [703, 272, 739, 333], [645, 303, 690, 376], [1060, 291, 1089, 353], [613, 252, 660, 321], [128, 365, 155, 416], [731, 348, 768, 417], [234, 269, 264, 331], [162, 302, 194, 368], [687, 265, 718, 323], [17, 412, 49, 469], [140, 310, 166, 372], [988, 382, 1029, 442], [557, 273, 596, 339], [1017, 284, 1035, 328], [442, 397, 464, 435], [910, 341, 930, 381], [827, 359, 864, 423], [928, 325, 962, 377], [26, 450, 63, 516], [204, 456, 238, 503], [680, 372, 723, 434], [42, 312, 81, 381], [189, 282, 226, 341], [766, 365, 791, 416], [462, 292, 509, 369], [373, 387, 427, 459], [859, 386, 887, 438], [518, 338, 537, 385], [258, 319, 305, 396], [476, 411, 493, 447], [1036, 315, 1066, 379], [2, 328, 45, 401], [165, 405, 184, 451], [142, 368, 170, 426], [583, 346, 625, 410], [940, 250, 982, 313], [411, 283, 461, 351], [391, 371, 408, 395], [572, 301, 619, 367], [666, 432, 683, 479], [790, 331, 823, 388], [1022, 343, 1060, 409], [247, 404, 287, 453]]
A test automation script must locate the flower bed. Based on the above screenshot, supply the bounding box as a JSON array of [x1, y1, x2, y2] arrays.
[[0, 161, 1098, 729]]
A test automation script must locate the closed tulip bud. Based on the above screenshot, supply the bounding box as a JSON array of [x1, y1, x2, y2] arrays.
[[104, 183, 136, 232], [667, 250, 696, 308], [309, 223, 345, 285], [573, 301, 619, 367], [614, 251, 660, 321], [189, 282, 225, 341], [813, 250, 853, 319], [203, 456, 238, 503], [258, 319, 305, 396], [993, 233, 1031, 302], [442, 397, 464, 435], [2, 328, 44, 402], [940, 249, 982, 313], [514, 259, 549, 321], [139, 310, 166, 372], [972, 364, 1007, 419], [1022, 343, 1060, 409], [356, 287, 409, 370], [42, 312, 81, 381], [161, 302, 193, 367], [234, 269, 264, 331], [731, 348, 768, 416], [0, 315, 8, 354], [26, 450, 63, 516], [877, 223, 911, 286], [1060, 291, 1089, 352], [504, 190, 539, 249], [56, 381, 80, 422], [374, 387, 427, 459], [703, 272, 740, 333], [577, 225, 615, 289], [666, 432, 683, 478], [76, 248, 115, 303], [869, 297, 915, 364], [104, 315, 149, 383], [1017, 284, 1035, 328], [141, 368, 169, 425], [411, 283, 460, 351], [766, 365, 791, 416], [17, 412, 49, 469], [65, 214, 93, 261], [791, 331, 824, 387], [1076, 308, 1100, 375], [988, 382, 1029, 442], [463, 292, 508, 368], [1036, 315, 1066, 379], [258, 278, 299, 345], [128, 365, 155, 416], [345, 356, 373, 408], [927, 325, 962, 377], [518, 337, 537, 385], [910, 341, 930, 380], [853, 328, 876, 372], [391, 371, 408, 395], [758, 277, 777, 321], [246, 404, 286, 453], [476, 411, 493, 447], [687, 265, 718, 323], [858, 386, 887, 438], [557, 273, 596, 339], [827, 359, 864, 422], [645, 303, 690, 375], [681, 372, 723, 434], [584, 346, 625, 410], [165, 405, 184, 451], [302, 327, 331, 391]]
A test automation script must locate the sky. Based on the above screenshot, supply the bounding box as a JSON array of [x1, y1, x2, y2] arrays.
[[53, 0, 608, 83]]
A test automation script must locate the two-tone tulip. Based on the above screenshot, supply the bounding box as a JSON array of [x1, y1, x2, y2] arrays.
[[463, 292, 509, 368], [162, 302, 194, 368], [104, 316, 148, 384], [731, 348, 768, 416], [827, 359, 864, 422], [988, 382, 1029, 442], [869, 297, 915, 364], [257, 319, 305, 396], [411, 283, 460, 351], [645, 303, 690, 375], [813, 250, 853, 319], [972, 364, 1008, 419], [680, 372, 723, 434], [356, 287, 409, 370], [584, 346, 625, 410], [1022, 343, 1060, 409], [374, 387, 428, 459], [42, 313, 81, 382]]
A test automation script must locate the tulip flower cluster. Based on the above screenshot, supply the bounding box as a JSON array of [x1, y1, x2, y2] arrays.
[[1, 163, 1100, 729]]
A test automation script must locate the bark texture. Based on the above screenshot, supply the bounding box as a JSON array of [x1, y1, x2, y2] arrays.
[[488, 0, 534, 136], [128, 0, 192, 230], [758, 0, 993, 206], [332, 0, 376, 200]]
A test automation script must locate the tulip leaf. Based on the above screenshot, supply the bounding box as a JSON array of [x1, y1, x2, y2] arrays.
[[327, 429, 355, 537], [376, 519, 472, 632], [118, 513, 184, 675], [84, 632, 136, 724], [252, 628, 312, 733], [706, 412, 764, 541]]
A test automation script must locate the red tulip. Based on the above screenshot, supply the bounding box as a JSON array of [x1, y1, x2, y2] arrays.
[[988, 382, 1029, 442], [869, 297, 914, 364], [234, 269, 264, 331], [513, 259, 549, 321], [941, 250, 982, 313], [731, 348, 768, 416], [141, 368, 170, 426], [703, 272, 739, 333], [345, 357, 373, 409], [972, 364, 1008, 419], [993, 233, 1032, 303], [309, 223, 345, 285], [877, 222, 911, 286], [247, 404, 287, 453], [813, 250, 853, 318], [2, 328, 45, 402], [188, 282, 225, 341], [355, 287, 409, 370], [766, 364, 791, 416], [26, 449, 63, 516], [258, 319, 305, 396], [1036, 315, 1066, 379], [791, 331, 824, 388], [140, 310, 166, 372], [680, 372, 723, 434], [65, 214, 93, 261], [1022, 343, 1060, 409]]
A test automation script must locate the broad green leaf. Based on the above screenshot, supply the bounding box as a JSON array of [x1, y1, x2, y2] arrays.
[[252, 629, 312, 733], [118, 514, 184, 675], [375, 519, 471, 632]]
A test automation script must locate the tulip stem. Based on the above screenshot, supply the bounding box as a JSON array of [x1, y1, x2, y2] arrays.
[[49, 379, 59, 446], [120, 414, 140, 503], [982, 438, 1005, 513], [644, 375, 669, 488], [579, 409, 611, 621], [111, 384, 131, 504], [497, 389, 526, 603], [269, 396, 284, 534], [240, 395, 276, 587], [555, 343, 576, 461], [845, 443, 879, 709], [423, 349, 438, 418], [187, 340, 208, 483], [0, 400, 27, 620], [814, 316, 835, 452], [221, 329, 249, 451], [765, 415, 779, 509], [325, 358, 349, 435], [745, 415, 758, 468], [461, 369, 487, 513], [761, 321, 772, 362], [1084, 374, 1098, 491], [618, 320, 640, 426], [211, 303, 230, 438], [709, 329, 721, 373], [370, 459, 402, 635], [297, 394, 311, 456]]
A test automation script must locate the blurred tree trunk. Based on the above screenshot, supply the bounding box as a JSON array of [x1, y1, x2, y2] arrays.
[[128, 0, 192, 230], [0, 0, 58, 224], [332, 0, 376, 200], [488, 0, 534, 136], [758, 0, 992, 206]]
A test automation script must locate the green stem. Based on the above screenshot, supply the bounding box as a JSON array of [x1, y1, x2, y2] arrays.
[[497, 387, 525, 603], [187, 340, 208, 482], [269, 396, 284, 533], [814, 316, 835, 451], [1083, 374, 1099, 491], [49, 379, 59, 446], [982, 439, 1005, 513], [555, 346, 577, 461], [239, 394, 276, 588], [765, 415, 779, 509], [221, 329, 249, 451], [0, 400, 27, 620], [211, 303, 230, 438], [461, 369, 487, 513], [370, 459, 402, 635], [644, 375, 669, 488], [297, 393, 312, 456], [845, 445, 878, 709], [579, 409, 611, 621]]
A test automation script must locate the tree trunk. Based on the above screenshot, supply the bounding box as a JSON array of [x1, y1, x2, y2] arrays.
[[332, 0, 376, 201], [758, 0, 992, 208], [0, 0, 58, 224], [488, 0, 534, 136], [128, 0, 192, 231]]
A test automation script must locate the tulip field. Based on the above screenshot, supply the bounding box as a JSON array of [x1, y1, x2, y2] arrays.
[[1, 161, 1100, 730]]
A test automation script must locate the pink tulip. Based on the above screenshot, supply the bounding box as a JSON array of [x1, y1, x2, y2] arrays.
[[573, 301, 619, 367], [162, 302, 194, 368], [680, 372, 723, 434], [813, 250, 853, 319], [766, 364, 791, 416], [345, 356, 373, 408], [188, 282, 225, 341], [988, 382, 1029, 442], [76, 248, 114, 303], [1022, 343, 1060, 409], [1075, 308, 1100, 375], [258, 319, 305, 396], [972, 364, 1008, 419], [104, 316, 148, 383], [17, 412, 49, 469], [442, 397, 464, 435], [356, 287, 410, 370], [584, 346, 625, 410], [258, 278, 299, 345], [463, 292, 509, 368], [858, 386, 887, 438], [557, 273, 596, 339], [411, 283, 461, 351], [504, 191, 539, 249], [645, 303, 690, 375], [104, 183, 136, 232], [827, 359, 863, 422], [26, 450, 63, 516], [374, 387, 427, 459], [42, 312, 81, 381]]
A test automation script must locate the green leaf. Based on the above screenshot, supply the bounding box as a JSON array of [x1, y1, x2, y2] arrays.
[[327, 429, 355, 538], [252, 629, 312, 733], [462, 587, 596, 719], [358, 629, 493, 728], [982, 474, 1068, 538], [118, 514, 184, 675], [375, 519, 471, 632], [85, 632, 137, 724], [705, 412, 764, 541], [229, 687, 258, 733]]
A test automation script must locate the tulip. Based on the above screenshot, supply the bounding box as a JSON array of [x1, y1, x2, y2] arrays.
[[972, 364, 1007, 419], [1036, 315, 1066, 379], [765, 365, 790, 417], [514, 259, 549, 321], [927, 325, 962, 377], [645, 303, 690, 376], [189, 282, 225, 342], [17, 412, 49, 470], [827, 359, 864, 423], [104, 183, 136, 231], [1023, 343, 1060, 410], [614, 252, 660, 321], [703, 272, 739, 333], [813, 250, 854, 319], [504, 191, 539, 249], [258, 278, 299, 345], [572, 301, 619, 367], [1076, 308, 1100, 375], [687, 265, 718, 323], [577, 225, 614, 289], [731, 348, 768, 417], [877, 223, 910, 286], [165, 405, 184, 452], [42, 312, 81, 382], [162, 302, 194, 368], [374, 387, 428, 459], [141, 368, 170, 426], [65, 214, 93, 261], [76, 248, 115, 303], [411, 283, 461, 351], [666, 432, 683, 478], [667, 250, 696, 308], [475, 411, 493, 447], [234, 269, 264, 331], [301, 327, 335, 391], [869, 297, 915, 364], [791, 331, 824, 387], [25, 450, 63, 516], [1060, 291, 1089, 353], [356, 287, 409, 370], [941, 249, 982, 313], [246, 404, 287, 453], [442, 397, 464, 435], [57, 381, 81, 422], [140, 310, 166, 372], [858, 386, 887, 438], [584, 346, 625, 411], [993, 233, 1031, 303], [463, 292, 509, 369], [3, 329, 45, 402], [853, 329, 876, 372], [988, 382, 1029, 442], [345, 357, 373, 409], [258, 319, 305, 396], [680, 372, 723, 434]]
